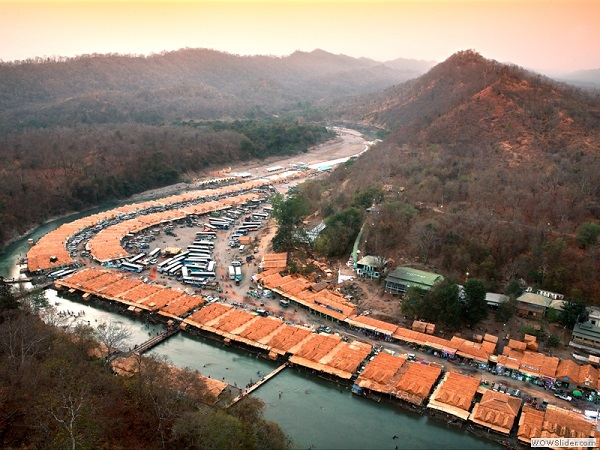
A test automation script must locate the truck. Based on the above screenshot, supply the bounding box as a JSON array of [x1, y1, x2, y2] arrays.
[[234, 266, 242, 285], [228, 265, 235, 281]]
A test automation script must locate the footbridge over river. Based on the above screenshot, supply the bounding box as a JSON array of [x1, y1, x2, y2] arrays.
[[228, 362, 288, 407], [125, 326, 181, 356]]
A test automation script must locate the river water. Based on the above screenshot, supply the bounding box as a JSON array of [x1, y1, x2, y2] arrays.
[[1, 203, 501, 450], [41, 290, 500, 450]]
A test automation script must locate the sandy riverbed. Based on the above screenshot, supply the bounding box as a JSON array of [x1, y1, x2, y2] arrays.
[[129, 130, 366, 201]]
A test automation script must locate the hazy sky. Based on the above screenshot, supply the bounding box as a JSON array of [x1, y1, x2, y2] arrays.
[[1, 0, 599, 75]]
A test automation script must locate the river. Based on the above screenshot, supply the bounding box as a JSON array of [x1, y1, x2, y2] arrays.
[[41, 290, 501, 450], [0, 183, 501, 449]]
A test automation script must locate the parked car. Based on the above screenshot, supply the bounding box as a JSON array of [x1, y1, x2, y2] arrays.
[[554, 393, 572, 402]]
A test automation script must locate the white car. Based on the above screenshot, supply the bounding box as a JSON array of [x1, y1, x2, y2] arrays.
[[554, 393, 572, 402]]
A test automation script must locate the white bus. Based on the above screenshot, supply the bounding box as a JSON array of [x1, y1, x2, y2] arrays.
[[128, 252, 146, 263], [148, 248, 161, 258], [167, 263, 183, 277], [193, 240, 215, 248], [196, 231, 217, 240], [182, 276, 204, 284], [190, 271, 215, 279], [207, 261, 216, 272], [187, 245, 212, 254], [121, 261, 144, 273]]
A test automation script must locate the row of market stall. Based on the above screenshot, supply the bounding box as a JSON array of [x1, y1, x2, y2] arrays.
[[54, 266, 600, 446], [87, 192, 261, 262], [254, 267, 600, 395], [27, 177, 275, 272]]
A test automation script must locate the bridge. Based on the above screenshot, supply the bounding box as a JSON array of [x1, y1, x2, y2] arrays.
[[3, 277, 33, 284], [130, 326, 180, 355], [228, 362, 288, 407]]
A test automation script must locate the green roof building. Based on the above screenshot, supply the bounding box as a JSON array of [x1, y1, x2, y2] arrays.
[[384, 266, 444, 295]]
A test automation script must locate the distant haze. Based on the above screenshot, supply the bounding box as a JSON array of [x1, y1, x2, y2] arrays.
[[1, 0, 599, 75]]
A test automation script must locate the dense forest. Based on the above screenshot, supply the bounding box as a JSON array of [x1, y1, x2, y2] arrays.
[[0, 120, 334, 247], [0, 48, 431, 248], [0, 282, 291, 449], [0, 48, 430, 133], [298, 51, 600, 301]]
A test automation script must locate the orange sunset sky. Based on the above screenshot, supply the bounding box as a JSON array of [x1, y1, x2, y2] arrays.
[[1, 0, 599, 75]]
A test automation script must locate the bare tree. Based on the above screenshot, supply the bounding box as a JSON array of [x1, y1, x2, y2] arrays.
[[46, 387, 88, 450], [0, 314, 47, 380], [93, 321, 132, 364]]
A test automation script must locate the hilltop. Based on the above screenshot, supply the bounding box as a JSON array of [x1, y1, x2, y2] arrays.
[[312, 51, 600, 299], [0, 48, 430, 133]]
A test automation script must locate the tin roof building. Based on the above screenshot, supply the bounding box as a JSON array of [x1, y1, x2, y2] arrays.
[[384, 267, 444, 295]]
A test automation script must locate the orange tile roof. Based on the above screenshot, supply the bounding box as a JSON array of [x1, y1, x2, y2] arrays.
[[394, 362, 442, 405], [356, 353, 408, 392], [469, 390, 522, 434], [518, 405, 595, 445], [262, 272, 355, 320], [320, 340, 372, 375], [484, 334, 499, 344], [347, 315, 399, 335], [427, 372, 480, 420], [508, 339, 527, 351], [261, 325, 313, 354], [57, 268, 203, 316], [556, 360, 598, 387]]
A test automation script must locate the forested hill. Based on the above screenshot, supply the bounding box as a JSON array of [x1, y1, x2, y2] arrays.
[[340, 50, 600, 156], [311, 51, 600, 300], [0, 48, 431, 133]]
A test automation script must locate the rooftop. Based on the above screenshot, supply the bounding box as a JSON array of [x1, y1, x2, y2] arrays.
[[427, 372, 480, 420], [469, 390, 522, 435], [385, 266, 444, 286], [518, 405, 595, 445]]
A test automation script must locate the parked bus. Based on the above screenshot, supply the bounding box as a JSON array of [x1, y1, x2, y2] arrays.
[[187, 253, 212, 260], [252, 213, 269, 220], [181, 266, 189, 278], [207, 261, 216, 272], [167, 263, 183, 277], [48, 268, 69, 279], [234, 229, 248, 236], [148, 248, 161, 258], [128, 252, 146, 263], [121, 261, 144, 273], [48, 268, 76, 279], [228, 266, 235, 280], [234, 266, 242, 285], [239, 224, 259, 232], [184, 258, 210, 266], [187, 246, 212, 255], [157, 258, 174, 272], [190, 271, 215, 279], [196, 231, 217, 240], [183, 276, 207, 286], [210, 222, 229, 230], [161, 261, 181, 274], [203, 223, 218, 231], [193, 240, 215, 248]]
